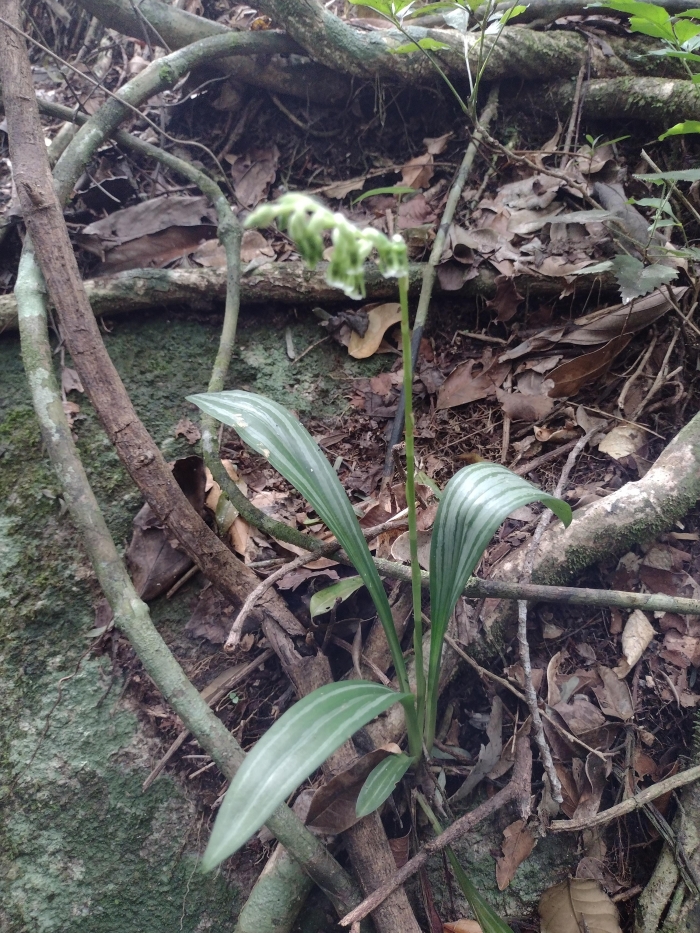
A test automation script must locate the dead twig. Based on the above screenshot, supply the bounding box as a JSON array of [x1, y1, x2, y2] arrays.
[[142, 649, 275, 791], [339, 737, 532, 928], [516, 429, 595, 803], [551, 763, 700, 832], [226, 514, 409, 649]]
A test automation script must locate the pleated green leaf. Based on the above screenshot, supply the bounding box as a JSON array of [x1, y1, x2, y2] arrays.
[[202, 681, 407, 870], [426, 463, 571, 744], [355, 753, 414, 818], [187, 391, 409, 689], [447, 846, 513, 933]]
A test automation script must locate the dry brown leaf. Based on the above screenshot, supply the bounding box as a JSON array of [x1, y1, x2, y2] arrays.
[[443, 922, 482, 933], [126, 456, 204, 600], [571, 752, 609, 822], [323, 176, 367, 199], [174, 417, 201, 445], [61, 366, 84, 395], [497, 388, 554, 423], [450, 697, 502, 802], [547, 335, 632, 398], [501, 287, 687, 361], [227, 145, 280, 208], [305, 744, 402, 834], [598, 425, 646, 460], [496, 819, 536, 890], [593, 665, 634, 721], [240, 229, 275, 263], [391, 529, 432, 569], [80, 194, 217, 244], [401, 152, 434, 189], [347, 303, 402, 358], [424, 132, 452, 155], [437, 358, 510, 410], [539, 878, 621, 933], [614, 610, 656, 678], [487, 276, 524, 322], [397, 193, 437, 229]]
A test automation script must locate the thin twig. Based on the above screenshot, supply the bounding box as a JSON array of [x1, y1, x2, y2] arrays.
[[444, 635, 606, 761], [339, 737, 532, 927], [516, 430, 595, 803], [381, 86, 500, 489], [142, 649, 275, 791], [550, 763, 700, 832], [226, 514, 410, 649], [630, 328, 679, 422], [617, 336, 657, 416]]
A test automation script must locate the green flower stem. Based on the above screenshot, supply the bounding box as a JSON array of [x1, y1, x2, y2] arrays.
[[398, 274, 426, 742]]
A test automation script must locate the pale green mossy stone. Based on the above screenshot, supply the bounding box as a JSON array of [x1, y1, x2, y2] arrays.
[[0, 309, 388, 933]]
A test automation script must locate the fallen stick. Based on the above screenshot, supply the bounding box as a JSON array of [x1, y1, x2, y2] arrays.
[[339, 736, 532, 927], [550, 763, 700, 832]]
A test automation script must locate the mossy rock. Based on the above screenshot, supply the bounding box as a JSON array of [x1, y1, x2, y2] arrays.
[[0, 307, 387, 933]]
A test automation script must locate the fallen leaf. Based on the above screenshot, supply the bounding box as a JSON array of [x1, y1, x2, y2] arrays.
[[324, 176, 367, 199], [397, 193, 437, 229], [547, 335, 632, 398], [437, 358, 511, 410], [126, 456, 205, 600], [598, 425, 646, 461], [174, 417, 201, 445], [501, 287, 686, 360], [539, 878, 621, 933], [61, 367, 84, 395], [487, 276, 524, 322], [389, 832, 411, 868], [593, 665, 634, 721], [496, 819, 536, 890], [424, 132, 452, 155], [227, 145, 280, 208], [401, 152, 434, 189], [497, 388, 554, 422], [305, 744, 402, 834], [240, 229, 275, 263], [391, 529, 432, 569], [443, 922, 482, 933], [571, 752, 609, 822], [348, 303, 402, 358], [614, 610, 656, 678], [450, 697, 503, 801], [186, 583, 236, 644]]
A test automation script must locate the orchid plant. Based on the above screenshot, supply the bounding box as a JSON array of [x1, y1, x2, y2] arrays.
[[189, 195, 571, 912]]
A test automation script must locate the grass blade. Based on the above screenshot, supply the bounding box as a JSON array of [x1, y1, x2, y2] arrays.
[[202, 681, 407, 870]]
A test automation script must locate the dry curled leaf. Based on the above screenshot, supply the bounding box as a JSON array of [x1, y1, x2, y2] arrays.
[[614, 610, 656, 678], [347, 303, 402, 359], [598, 425, 646, 461], [539, 878, 621, 933], [437, 358, 510, 410], [443, 921, 483, 933], [547, 335, 632, 398], [496, 819, 536, 890]]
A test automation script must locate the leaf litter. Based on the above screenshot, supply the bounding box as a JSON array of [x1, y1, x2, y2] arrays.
[[40, 55, 700, 921]]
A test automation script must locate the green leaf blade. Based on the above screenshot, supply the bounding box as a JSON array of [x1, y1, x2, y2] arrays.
[[187, 391, 410, 692], [659, 120, 700, 140], [356, 753, 414, 818], [447, 847, 514, 933], [426, 463, 571, 744], [202, 681, 407, 869]]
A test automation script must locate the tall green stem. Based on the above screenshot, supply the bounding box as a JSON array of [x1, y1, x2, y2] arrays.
[[398, 275, 426, 740]]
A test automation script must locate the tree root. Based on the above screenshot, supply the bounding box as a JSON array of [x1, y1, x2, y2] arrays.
[[0, 7, 361, 917], [72, 0, 349, 103], [482, 408, 700, 627]]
